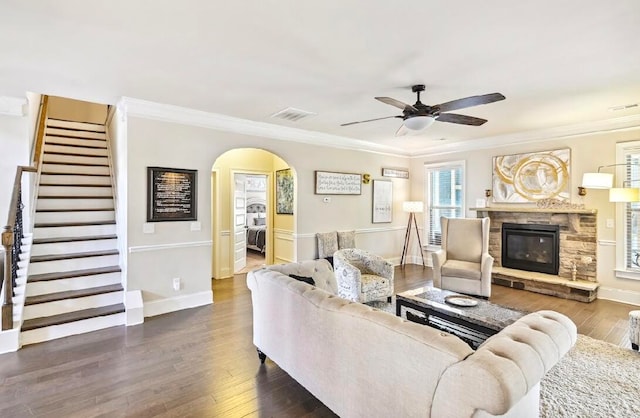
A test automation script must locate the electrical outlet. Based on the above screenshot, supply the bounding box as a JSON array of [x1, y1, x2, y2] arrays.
[[172, 277, 181, 291]]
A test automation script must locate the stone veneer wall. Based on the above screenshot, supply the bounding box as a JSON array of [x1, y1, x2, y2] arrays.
[[484, 211, 597, 282]]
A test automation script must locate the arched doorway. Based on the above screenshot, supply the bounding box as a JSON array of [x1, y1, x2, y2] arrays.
[[211, 148, 294, 279]]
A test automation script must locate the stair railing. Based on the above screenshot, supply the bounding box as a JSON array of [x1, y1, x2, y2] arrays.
[[32, 95, 49, 168], [2, 166, 36, 330]]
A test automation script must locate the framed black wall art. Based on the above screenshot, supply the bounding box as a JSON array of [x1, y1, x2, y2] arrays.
[[147, 167, 198, 222]]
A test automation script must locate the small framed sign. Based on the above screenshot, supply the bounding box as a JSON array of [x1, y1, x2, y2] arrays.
[[382, 167, 409, 179], [147, 167, 197, 222]]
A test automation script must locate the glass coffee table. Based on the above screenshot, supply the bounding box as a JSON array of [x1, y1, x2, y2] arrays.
[[395, 287, 527, 348]]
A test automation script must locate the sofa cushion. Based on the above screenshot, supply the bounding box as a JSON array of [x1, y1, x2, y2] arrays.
[[442, 260, 482, 280], [266, 259, 337, 295], [360, 274, 390, 292]]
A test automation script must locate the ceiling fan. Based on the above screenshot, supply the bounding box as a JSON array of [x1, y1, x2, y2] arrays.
[[341, 85, 505, 134]]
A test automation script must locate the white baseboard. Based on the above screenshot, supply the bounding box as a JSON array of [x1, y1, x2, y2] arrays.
[[143, 290, 213, 318], [125, 290, 144, 326], [0, 328, 20, 354], [597, 286, 640, 306]]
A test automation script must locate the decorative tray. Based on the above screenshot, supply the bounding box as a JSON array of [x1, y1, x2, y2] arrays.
[[444, 295, 479, 307]]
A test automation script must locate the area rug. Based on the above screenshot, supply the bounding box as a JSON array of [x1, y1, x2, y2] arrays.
[[366, 301, 640, 416], [540, 334, 640, 417]]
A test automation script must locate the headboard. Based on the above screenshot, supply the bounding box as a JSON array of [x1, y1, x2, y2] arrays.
[[246, 200, 266, 226]]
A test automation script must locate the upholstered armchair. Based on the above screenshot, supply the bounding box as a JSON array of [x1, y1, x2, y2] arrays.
[[333, 248, 394, 303], [432, 217, 493, 298]]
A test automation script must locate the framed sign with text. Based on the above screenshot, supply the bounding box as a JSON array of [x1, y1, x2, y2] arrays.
[[147, 167, 198, 222], [381, 167, 409, 179], [314, 171, 362, 195]]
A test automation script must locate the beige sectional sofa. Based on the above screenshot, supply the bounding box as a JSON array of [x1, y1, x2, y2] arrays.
[[247, 260, 577, 418]]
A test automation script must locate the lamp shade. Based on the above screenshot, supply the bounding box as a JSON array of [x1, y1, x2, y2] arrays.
[[582, 172, 613, 189], [403, 201, 424, 213], [609, 187, 640, 202], [404, 116, 435, 131]]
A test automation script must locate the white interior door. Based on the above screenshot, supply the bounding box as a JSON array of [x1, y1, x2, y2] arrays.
[[233, 174, 247, 273]]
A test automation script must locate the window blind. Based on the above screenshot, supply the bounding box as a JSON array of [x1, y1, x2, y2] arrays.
[[425, 163, 464, 246]]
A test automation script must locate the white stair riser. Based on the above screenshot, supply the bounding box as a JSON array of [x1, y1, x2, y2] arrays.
[[39, 174, 111, 185], [44, 136, 107, 149], [45, 127, 106, 140], [31, 239, 117, 257], [44, 144, 108, 157], [41, 154, 108, 166], [28, 254, 119, 275], [23, 291, 124, 320], [47, 119, 106, 132], [26, 272, 121, 297], [41, 163, 110, 175], [39, 185, 113, 197], [36, 198, 114, 211], [20, 312, 125, 346], [34, 223, 117, 239], [35, 210, 115, 225]]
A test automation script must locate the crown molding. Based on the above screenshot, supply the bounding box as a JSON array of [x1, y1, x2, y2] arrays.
[[409, 114, 640, 158], [0, 96, 27, 117], [119, 97, 409, 157], [118, 97, 640, 159]]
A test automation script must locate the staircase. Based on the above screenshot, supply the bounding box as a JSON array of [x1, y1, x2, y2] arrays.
[[21, 118, 125, 346]]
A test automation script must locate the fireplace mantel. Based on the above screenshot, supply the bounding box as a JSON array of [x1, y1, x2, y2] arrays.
[[471, 207, 597, 215]]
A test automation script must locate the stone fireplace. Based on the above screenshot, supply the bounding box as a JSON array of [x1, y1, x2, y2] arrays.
[[472, 207, 599, 302]]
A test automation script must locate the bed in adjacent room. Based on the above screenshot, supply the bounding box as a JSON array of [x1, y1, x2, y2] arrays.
[[246, 201, 267, 253]]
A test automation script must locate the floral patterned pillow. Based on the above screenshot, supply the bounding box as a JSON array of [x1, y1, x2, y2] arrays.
[[338, 230, 356, 249], [317, 231, 338, 258]]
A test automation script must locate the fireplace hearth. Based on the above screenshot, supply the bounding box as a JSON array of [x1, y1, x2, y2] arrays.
[[502, 223, 560, 275]]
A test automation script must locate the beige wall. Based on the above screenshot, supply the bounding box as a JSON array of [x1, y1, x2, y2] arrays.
[[48, 96, 108, 124], [0, 114, 29, 225], [125, 116, 411, 304], [410, 129, 640, 304]]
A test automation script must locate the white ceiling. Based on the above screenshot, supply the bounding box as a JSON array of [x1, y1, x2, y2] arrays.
[[2, 0, 639, 156]]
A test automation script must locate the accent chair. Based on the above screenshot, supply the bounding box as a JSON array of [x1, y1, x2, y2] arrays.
[[333, 248, 394, 303], [432, 217, 493, 298]]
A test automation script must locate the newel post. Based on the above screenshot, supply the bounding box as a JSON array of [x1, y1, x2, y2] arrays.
[[2, 226, 14, 330]]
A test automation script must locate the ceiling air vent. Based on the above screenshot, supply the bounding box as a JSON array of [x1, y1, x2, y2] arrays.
[[270, 107, 316, 122]]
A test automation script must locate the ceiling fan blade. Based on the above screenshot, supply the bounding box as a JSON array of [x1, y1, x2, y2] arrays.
[[395, 124, 409, 136], [437, 113, 488, 126], [375, 97, 418, 112], [341, 115, 402, 126], [436, 93, 505, 113]]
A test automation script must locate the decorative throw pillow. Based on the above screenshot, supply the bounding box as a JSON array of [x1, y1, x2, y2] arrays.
[[337, 230, 356, 249], [289, 274, 315, 286], [316, 231, 338, 258], [254, 217, 266, 226]]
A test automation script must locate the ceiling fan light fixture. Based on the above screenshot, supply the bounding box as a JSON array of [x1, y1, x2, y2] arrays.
[[404, 115, 435, 131]]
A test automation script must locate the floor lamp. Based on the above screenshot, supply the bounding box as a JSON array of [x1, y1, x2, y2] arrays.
[[400, 201, 425, 267]]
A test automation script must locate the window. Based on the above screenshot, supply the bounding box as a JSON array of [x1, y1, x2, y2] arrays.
[[424, 161, 465, 247], [616, 142, 640, 279]]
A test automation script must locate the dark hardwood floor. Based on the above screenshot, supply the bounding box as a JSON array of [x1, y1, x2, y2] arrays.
[[0, 265, 635, 417]]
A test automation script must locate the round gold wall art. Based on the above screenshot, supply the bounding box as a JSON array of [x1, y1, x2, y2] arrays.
[[492, 149, 571, 203]]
